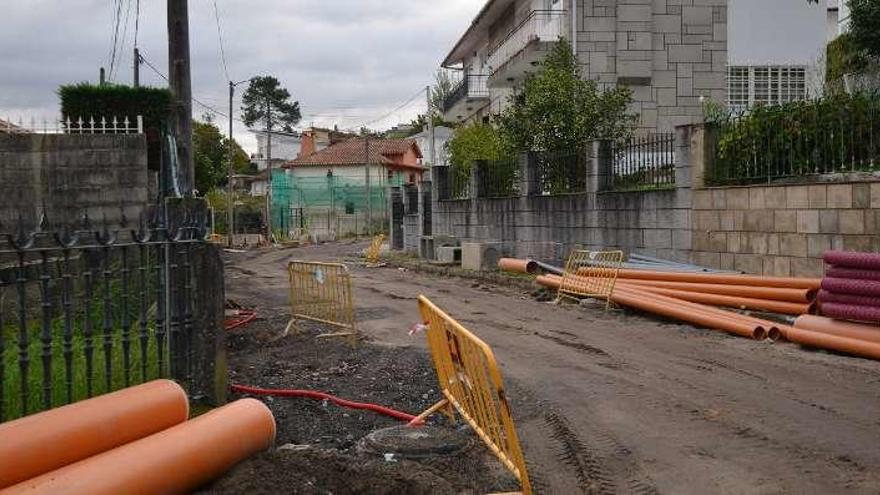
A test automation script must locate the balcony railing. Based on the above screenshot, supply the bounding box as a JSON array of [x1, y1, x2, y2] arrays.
[[487, 10, 565, 74], [442, 74, 490, 114]]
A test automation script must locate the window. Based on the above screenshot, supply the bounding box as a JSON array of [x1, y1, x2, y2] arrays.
[[727, 66, 807, 111]]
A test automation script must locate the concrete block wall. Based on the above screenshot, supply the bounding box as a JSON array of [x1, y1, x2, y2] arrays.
[[0, 134, 149, 230], [577, 0, 727, 133], [422, 123, 880, 276], [691, 182, 880, 277]]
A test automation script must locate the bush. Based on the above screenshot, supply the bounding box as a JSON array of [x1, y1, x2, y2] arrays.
[[709, 92, 880, 185], [58, 83, 172, 130]]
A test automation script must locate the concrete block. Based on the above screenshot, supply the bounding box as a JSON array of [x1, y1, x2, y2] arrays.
[[843, 235, 873, 252], [655, 14, 682, 33], [791, 257, 824, 278], [461, 242, 506, 271], [734, 254, 763, 275], [779, 234, 808, 258], [694, 210, 720, 231], [774, 210, 797, 233], [692, 251, 722, 269], [683, 6, 713, 25], [819, 210, 839, 234], [726, 232, 742, 253], [726, 188, 749, 209], [826, 184, 853, 209], [669, 44, 704, 63], [786, 186, 809, 209], [796, 210, 820, 234], [436, 246, 461, 264], [693, 190, 713, 210], [619, 4, 652, 21], [746, 232, 768, 254], [839, 210, 866, 234], [853, 183, 871, 209], [807, 234, 832, 258], [871, 183, 880, 208], [743, 211, 773, 232], [808, 185, 827, 208], [763, 256, 791, 277], [748, 187, 766, 210]]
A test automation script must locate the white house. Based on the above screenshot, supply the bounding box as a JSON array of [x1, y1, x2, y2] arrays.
[[412, 125, 453, 168], [251, 130, 302, 171], [439, 0, 835, 131]]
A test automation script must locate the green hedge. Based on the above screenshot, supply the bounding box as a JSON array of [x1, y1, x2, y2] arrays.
[[709, 92, 880, 185], [58, 83, 172, 130]]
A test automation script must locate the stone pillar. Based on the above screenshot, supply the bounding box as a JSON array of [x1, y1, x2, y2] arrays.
[[190, 243, 227, 406], [433, 165, 450, 201], [519, 152, 540, 197], [472, 160, 488, 199], [684, 123, 716, 190]]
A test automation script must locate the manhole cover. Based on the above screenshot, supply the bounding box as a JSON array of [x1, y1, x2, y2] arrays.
[[359, 425, 472, 459]]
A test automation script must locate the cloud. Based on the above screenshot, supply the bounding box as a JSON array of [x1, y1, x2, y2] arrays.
[[0, 0, 482, 151]]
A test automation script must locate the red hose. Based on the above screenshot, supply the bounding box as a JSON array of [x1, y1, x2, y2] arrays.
[[225, 310, 257, 331], [230, 384, 420, 423]]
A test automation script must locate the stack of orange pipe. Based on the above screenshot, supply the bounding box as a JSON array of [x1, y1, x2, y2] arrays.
[[502, 257, 880, 361]]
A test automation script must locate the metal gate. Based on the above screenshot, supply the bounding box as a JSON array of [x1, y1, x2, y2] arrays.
[[0, 200, 215, 422]]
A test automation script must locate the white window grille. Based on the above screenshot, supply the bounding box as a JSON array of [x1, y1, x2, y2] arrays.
[[727, 66, 807, 111]]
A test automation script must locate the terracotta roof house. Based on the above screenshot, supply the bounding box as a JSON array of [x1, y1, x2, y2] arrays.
[[283, 135, 424, 186]]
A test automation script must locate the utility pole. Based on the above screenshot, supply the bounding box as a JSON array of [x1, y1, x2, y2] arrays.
[[133, 48, 140, 87], [426, 85, 435, 169], [227, 81, 235, 246], [364, 136, 372, 235], [168, 0, 194, 194], [100, 67, 106, 85], [265, 98, 273, 241]]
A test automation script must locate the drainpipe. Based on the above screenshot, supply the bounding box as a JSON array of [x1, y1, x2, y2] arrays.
[[570, 0, 577, 58]]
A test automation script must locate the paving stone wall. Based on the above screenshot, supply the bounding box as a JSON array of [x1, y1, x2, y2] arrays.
[[577, 0, 727, 133], [0, 133, 149, 230]]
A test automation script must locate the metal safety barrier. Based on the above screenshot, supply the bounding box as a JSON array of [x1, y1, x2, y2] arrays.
[[365, 234, 385, 264], [415, 296, 531, 494], [560, 249, 624, 309], [286, 261, 357, 345]]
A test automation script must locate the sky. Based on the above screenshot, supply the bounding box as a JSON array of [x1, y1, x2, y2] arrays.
[[0, 0, 483, 152]]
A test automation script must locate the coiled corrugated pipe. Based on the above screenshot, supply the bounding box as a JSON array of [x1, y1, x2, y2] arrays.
[[825, 266, 880, 281], [823, 250, 880, 270], [820, 302, 880, 323], [818, 290, 880, 308], [821, 277, 880, 298]]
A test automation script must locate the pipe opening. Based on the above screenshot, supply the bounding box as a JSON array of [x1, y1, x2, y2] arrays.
[[752, 327, 768, 341], [767, 327, 783, 342]]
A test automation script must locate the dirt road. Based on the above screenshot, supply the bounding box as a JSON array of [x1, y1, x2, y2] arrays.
[[226, 242, 880, 494]]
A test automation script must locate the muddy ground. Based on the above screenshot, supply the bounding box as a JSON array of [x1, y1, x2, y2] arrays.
[[217, 240, 880, 494]]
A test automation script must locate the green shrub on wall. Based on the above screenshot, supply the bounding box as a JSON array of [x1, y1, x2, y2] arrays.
[[59, 83, 172, 130], [826, 34, 867, 84], [710, 92, 880, 185]]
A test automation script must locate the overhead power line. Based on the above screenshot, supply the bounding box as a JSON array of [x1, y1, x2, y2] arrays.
[[349, 87, 428, 130], [108, 0, 124, 80], [210, 0, 231, 81]]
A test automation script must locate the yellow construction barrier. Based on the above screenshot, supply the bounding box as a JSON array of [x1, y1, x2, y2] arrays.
[[559, 249, 624, 309], [415, 296, 531, 495], [365, 234, 385, 264], [287, 261, 357, 345]]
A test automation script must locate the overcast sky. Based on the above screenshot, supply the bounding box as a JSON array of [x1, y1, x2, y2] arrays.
[[0, 1, 481, 152]]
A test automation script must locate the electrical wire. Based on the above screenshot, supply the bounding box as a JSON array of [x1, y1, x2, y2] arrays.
[[349, 87, 428, 130], [210, 0, 231, 81], [140, 53, 236, 121], [108, 0, 124, 80]]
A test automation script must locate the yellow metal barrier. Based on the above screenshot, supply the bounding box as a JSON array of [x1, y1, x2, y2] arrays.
[[287, 260, 357, 345], [365, 234, 385, 264], [559, 249, 624, 309], [416, 296, 531, 494]]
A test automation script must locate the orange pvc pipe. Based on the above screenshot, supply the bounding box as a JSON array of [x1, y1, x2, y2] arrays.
[[611, 268, 821, 290], [0, 379, 188, 490], [4, 398, 276, 495], [621, 283, 814, 316], [613, 278, 815, 303], [793, 315, 880, 344], [538, 274, 767, 339], [778, 325, 880, 361], [497, 258, 538, 274]]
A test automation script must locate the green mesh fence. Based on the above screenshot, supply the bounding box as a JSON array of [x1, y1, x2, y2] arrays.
[[271, 169, 402, 238]]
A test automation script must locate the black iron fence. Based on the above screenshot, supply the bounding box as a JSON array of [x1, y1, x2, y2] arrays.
[[442, 74, 490, 114], [533, 150, 587, 195], [448, 164, 472, 200], [476, 157, 521, 198], [0, 202, 212, 422], [708, 92, 880, 185], [606, 134, 676, 191]]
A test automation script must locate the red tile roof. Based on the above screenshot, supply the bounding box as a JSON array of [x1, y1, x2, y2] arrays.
[[284, 138, 423, 170]]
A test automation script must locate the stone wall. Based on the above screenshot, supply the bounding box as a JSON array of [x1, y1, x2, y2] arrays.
[[420, 124, 880, 277], [0, 133, 150, 229], [691, 182, 880, 277], [577, 0, 727, 132]]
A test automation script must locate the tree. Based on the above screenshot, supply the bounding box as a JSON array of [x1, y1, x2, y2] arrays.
[[429, 69, 456, 117], [846, 0, 880, 59], [496, 40, 636, 152], [192, 120, 251, 193], [241, 76, 302, 133]]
